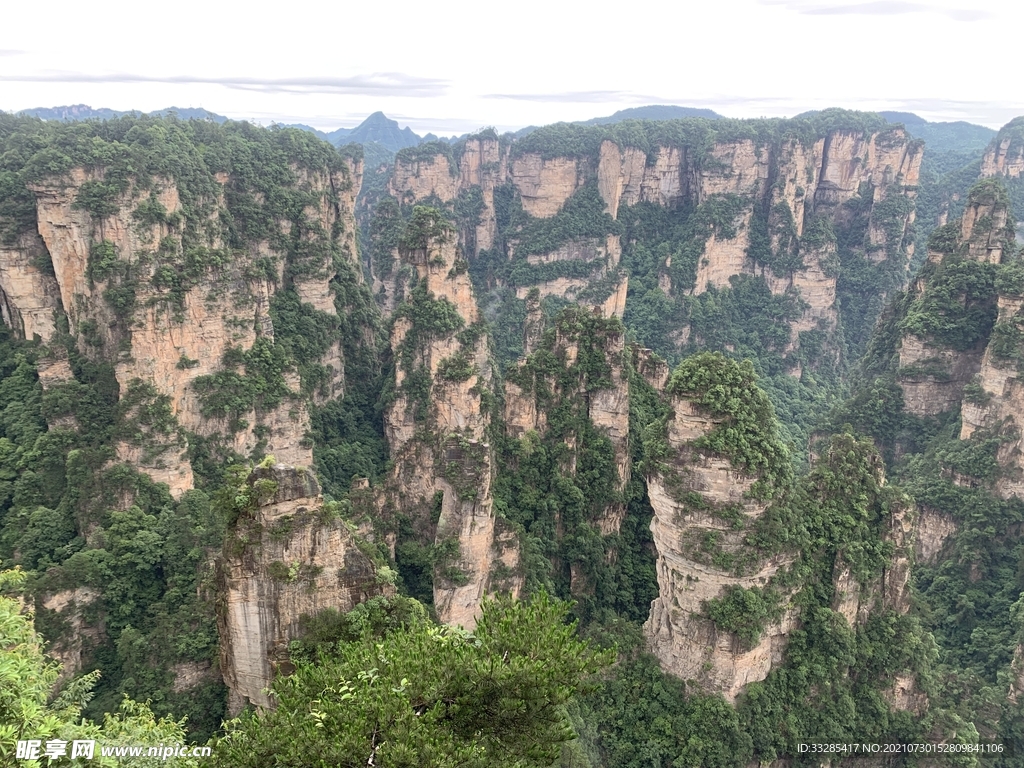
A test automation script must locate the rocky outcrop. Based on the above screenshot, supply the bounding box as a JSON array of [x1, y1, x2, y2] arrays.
[[914, 506, 957, 564], [378, 220, 502, 628], [981, 119, 1024, 180], [898, 333, 983, 417], [0, 232, 62, 342], [40, 587, 102, 682], [642, 393, 796, 702], [596, 143, 688, 211], [503, 309, 632, 543], [3, 154, 362, 498], [510, 155, 581, 218], [458, 135, 504, 253], [897, 181, 1011, 419], [390, 151, 458, 205], [381, 122, 920, 368], [694, 211, 754, 294], [218, 464, 391, 712], [959, 290, 1024, 498], [832, 497, 914, 626]]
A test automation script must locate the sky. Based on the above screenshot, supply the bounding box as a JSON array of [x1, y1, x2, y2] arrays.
[[0, 0, 1019, 135]]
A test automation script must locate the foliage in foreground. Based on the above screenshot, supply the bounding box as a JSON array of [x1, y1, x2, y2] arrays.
[[213, 592, 613, 768], [0, 567, 198, 767]]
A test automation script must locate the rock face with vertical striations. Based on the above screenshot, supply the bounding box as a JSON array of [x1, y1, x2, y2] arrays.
[[641, 359, 798, 702], [218, 464, 391, 713], [897, 180, 1013, 419], [954, 183, 1024, 497], [376, 210, 503, 628], [981, 117, 1024, 180], [379, 116, 920, 358], [2, 135, 363, 498]]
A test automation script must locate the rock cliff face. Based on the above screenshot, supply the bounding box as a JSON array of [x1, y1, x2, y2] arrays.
[[642, 389, 797, 702], [0, 232, 62, 342], [382, 121, 920, 364], [896, 181, 1013, 419], [218, 464, 391, 713], [40, 587, 102, 683], [366, 118, 921, 702], [2, 156, 363, 498], [981, 120, 1024, 180], [960, 286, 1024, 498], [376, 218, 505, 628], [504, 307, 632, 545], [390, 151, 458, 205]]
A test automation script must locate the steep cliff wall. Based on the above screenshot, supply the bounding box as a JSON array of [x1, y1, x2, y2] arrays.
[[642, 357, 797, 701], [897, 180, 1012, 419], [981, 118, 1024, 180], [503, 306, 632, 550], [2, 136, 363, 498], [0, 120, 380, 730], [380, 115, 921, 369], [218, 463, 390, 712], [376, 210, 505, 628], [0, 232, 62, 342]]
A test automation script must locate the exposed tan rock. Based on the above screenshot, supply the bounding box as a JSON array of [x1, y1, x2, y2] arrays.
[[0, 233, 62, 342], [960, 299, 1024, 499], [898, 334, 983, 417], [599, 275, 629, 319], [36, 355, 75, 390], [815, 130, 921, 207], [19, 157, 361, 497], [982, 138, 1024, 179], [914, 506, 957, 563], [960, 190, 1014, 264], [510, 154, 581, 218], [171, 661, 217, 694], [643, 396, 796, 702], [1010, 642, 1024, 704], [597, 140, 626, 217], [636, 347, 670, 391], [504, 381, 545, 437], [693, 210, 752, 294], [378, 229, 499, 629], [700, 140, 769, 198], [432, 441, 496, 628], [523, 237, 607, 266], [588, 326, 630, 500], [389, 152, 457, 204], [773, 137, 827, 239], [832, 499, 914, 626], [218, 465, 391, 712], [489, 519, 525, 598], [458, 136, 506, 255], [637, 146, 687, 208], [41, 587, 102, 682], [515, 277, 592, 304]]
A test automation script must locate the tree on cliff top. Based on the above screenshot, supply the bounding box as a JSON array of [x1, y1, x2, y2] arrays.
[[212, 592, 613, 768]]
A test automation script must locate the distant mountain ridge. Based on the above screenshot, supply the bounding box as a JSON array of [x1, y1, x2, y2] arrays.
[[579, 104, 724, 125], [19, 104, 229, 123], [14, 104, 998, 168], [18, 105, 428, 155], [879, 110, 995, 155]]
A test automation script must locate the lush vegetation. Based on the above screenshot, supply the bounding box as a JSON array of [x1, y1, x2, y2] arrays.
[[4, 108, 1024, 767], [664, 353, 792, 498], [1, 566, 203, 766], [213, 592, 612, 768], [494, 308, 658, 622]]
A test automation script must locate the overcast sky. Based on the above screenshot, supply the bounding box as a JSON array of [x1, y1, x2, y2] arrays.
[[1, 0, 1018, 134]]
